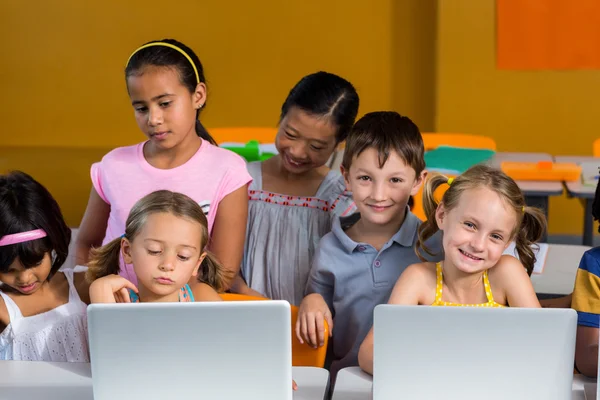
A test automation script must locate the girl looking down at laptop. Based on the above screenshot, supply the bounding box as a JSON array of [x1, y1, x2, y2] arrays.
[[86, 190, 299, 391], [0, 171, 90, 361], [87, 190, 227, 303], [358, 165, 547, 374]]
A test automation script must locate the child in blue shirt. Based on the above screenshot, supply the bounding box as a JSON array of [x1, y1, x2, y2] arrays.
[[295, 111, 443, 379]]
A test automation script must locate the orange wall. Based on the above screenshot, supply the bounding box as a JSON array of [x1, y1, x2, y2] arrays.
[[391, 0, 438, 132], [436, 0, 600, 235], [2, 0, 401, 148], [1, 0, 438, 227]]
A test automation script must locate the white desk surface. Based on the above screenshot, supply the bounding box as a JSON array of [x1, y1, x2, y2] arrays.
[[490, 152, 563, 195], [555, 156, 600, 198], [532, 243, 590, 295], [0, 361, 330, 400], [332, 366, 596, 400]]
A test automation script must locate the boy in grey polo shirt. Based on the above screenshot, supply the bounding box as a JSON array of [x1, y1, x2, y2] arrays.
[[296, 111, 443, 380]]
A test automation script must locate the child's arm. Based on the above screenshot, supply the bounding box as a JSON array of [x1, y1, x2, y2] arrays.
[[575, 326, 599, 377], [296, 240, 336, 348], [571, 250, 600, 377], [192, 282, 223, 302], [73, 271, 91, 304], [209, 185, 249, 290], [89, 275, 138, 303], [492, 255, 541, 307], [75, 188, 110, 265], [358, 264, 429, 375], [540, 293, 573, 308], [296, 293, 332, 348]]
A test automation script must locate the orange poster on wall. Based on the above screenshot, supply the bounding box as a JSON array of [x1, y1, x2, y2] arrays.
[[497, 0, 600, 69]]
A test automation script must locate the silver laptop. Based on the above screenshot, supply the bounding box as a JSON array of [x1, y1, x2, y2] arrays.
[[87, 301, 292, 400], [373, 305, 577, 400]]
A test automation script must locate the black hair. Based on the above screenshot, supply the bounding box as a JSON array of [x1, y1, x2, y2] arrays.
[[125, 38, 217, 145], [280, 71, 359, 143], [0, 171, 71, 279]]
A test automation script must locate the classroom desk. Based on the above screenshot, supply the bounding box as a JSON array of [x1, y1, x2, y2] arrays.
[[531, 244, 589, 296], [332, 366, 596, 400], [0, 361, 330, 400], [491, 152, 563, 206], [554, 156, 600, 247], [490, 152, 564, 243]]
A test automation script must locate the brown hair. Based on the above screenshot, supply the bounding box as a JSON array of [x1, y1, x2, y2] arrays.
[[86, 190, 230, 291], [341, 111, 425, 176], [416, 164, 547, 276]]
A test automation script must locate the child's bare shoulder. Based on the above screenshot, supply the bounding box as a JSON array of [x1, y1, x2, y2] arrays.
[[489, 255, 528, 280], [398, 262, 437, 290], [403, 262, 436, 280], [192, 282, 222, 302]]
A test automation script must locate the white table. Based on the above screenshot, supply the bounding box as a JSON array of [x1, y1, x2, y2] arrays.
[[554, 156, 600, 246], [531, 244, 590, 296], [332, 366, 596, 400], [0, 361, 330, 400]]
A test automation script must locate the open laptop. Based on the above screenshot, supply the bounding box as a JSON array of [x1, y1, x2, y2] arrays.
[[87, 301, 292, 400], [373, 305, 577, 400]]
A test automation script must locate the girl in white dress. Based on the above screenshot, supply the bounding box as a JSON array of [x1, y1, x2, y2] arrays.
[[0, 171, 89, 361], [237, 72, 359, 305]]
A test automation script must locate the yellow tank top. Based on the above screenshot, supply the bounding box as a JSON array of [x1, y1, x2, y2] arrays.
[[431, 262, 505, 308]]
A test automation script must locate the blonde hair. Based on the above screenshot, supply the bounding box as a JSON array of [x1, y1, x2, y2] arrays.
[[416, 164, 547, 276], [86, 190, 230, 291]]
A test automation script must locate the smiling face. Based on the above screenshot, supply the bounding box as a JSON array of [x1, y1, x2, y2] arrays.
[[343, 147, 424, 228], [436, 187, 517, 274], [122, 212, 206, 302], [274, 107, 338, 174]]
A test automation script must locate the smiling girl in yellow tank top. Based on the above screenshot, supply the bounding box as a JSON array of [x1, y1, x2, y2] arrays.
[[357, 165, 548, 375]]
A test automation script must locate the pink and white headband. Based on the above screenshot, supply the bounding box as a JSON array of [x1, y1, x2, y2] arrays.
[[0, 229, 47, 247]]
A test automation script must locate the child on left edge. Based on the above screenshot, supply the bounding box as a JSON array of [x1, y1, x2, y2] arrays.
[[0, 171, 90, 361]]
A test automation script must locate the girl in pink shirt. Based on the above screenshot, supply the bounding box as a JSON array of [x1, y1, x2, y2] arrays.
[[76, 39, 251, 291]]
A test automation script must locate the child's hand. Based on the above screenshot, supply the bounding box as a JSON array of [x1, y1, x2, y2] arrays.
[[295, 293, 333, 348], [89, 274, 138, 303], [292, 379, 297, 391]]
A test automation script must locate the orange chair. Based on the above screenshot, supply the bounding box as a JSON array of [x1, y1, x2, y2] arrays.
[[421, 133, 496, 151], [219, 293, 329, 367], [208, 127, 278, 145], [593, 138, 600, 157]]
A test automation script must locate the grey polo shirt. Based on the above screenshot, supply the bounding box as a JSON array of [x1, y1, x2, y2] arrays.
[[305, 209, 443, 378]]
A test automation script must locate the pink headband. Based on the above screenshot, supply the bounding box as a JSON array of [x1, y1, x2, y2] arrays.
[[0, 229, 47, 247]]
